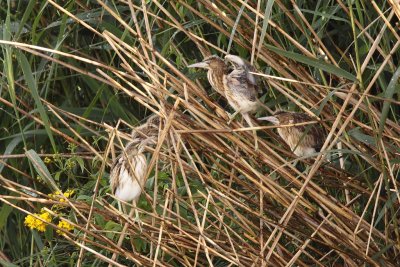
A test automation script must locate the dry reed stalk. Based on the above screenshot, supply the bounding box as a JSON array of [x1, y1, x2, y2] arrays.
[[0, 0, 399, 266]]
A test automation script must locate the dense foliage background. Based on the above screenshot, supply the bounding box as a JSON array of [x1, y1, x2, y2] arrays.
[[0, 0, 399, 266]]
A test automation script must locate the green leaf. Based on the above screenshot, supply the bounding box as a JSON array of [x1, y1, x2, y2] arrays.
[[265, 44, 358, 81], [0, 136, 22, 174], [16, 51, 57, 152], [0, 260, 19, 267], [26, 149, 58, 192], [348, 128, 376, 146], [75, 157, 85, 173], [15, 0, 36, 38], [226, 0, 247, 54], [378, 66, 400, 136], [32, 230, 45, 250], [257, 0, 275, 58], [374, 191, 398, 227], [0, 202, 14, 230]]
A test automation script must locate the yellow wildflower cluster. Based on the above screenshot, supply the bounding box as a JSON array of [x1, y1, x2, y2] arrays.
[[44, 157, 52, 164], [65, 160, 76, 170], [24, 211, 52, 232], [48, 189, 75, 202], [56, 220, 74, 234], [24, 189, 76, 235]]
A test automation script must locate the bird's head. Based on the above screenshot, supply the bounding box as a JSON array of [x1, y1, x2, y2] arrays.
[[225, 54, 259, 85], [187, 55, 226, 71], [224, 54, 247, 70], [132, 114, 161, 140]]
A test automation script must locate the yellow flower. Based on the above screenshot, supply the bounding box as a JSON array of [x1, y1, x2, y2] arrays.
[[48, 191, 62, 199], [63, 189, 75, 198], [48, 189, 74, 202], [24, 214, 37, 230], [24, 212, 52, 232], [44, 157, 52, 164], [56, 220, 74, 234], [36, 175, 45, 184]]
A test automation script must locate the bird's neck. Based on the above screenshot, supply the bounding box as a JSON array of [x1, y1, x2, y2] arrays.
[[209, 67, 227, 95]]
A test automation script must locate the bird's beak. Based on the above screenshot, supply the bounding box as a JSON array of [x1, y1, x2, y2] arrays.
[[187, 61, 209, 69], [257, 116, 280, 125]]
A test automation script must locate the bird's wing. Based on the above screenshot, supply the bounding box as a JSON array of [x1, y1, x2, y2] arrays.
[[110, 155, 124, 193], [225, 72, 258, 101], [291, 113, 325, 151], [246, 64, 258, 86]]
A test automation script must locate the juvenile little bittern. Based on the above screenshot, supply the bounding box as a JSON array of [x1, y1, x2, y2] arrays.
[[258, 111, 325, 157], [187, 55, 228, 96], [110, 114, 160, 218], [223, 54, 260, 150], [109, 115, 160, 264]]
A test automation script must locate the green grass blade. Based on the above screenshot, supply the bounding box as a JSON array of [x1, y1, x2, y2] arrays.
[[0, 260, 19, 267], [0, 136, 22, 174], [378, 66, 400, 136], [15, 0, 36, 39], [256, 0, 275, 59], [16, 51, 57, 152], [25, 149, 58, 192], [227, 0, 248, 54], [265, 44, 358, 81]]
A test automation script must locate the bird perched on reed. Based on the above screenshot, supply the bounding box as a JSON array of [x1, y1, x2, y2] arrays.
[[258, 111, 325, 157], [110, 115, 160, 219], [223, 54, 260, 149], [187, 55, 228, 96], [223, 54, 259, 123], [108, 115, 160, 264]]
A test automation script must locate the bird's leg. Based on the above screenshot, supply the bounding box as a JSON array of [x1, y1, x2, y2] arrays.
[[132, 200, 143, 232], [109, 202, 136, 266], [243, 113, 258, 151], [227, 110, 241, 125], [117, 201, 123, 213]]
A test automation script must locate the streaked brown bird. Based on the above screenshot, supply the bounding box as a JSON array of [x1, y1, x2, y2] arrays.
[[109, 115, 160, 264], [187, 55, 228, 96], [223, 54, 260, 149], [110, 115, 160, 218], [223, 54, 259, 123], [258, 111, 325, 157]]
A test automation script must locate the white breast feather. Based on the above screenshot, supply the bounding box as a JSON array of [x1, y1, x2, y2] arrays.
[[114, 154, 147, 202], [293, 146, 316, 157], [223, 74, 258, 113]]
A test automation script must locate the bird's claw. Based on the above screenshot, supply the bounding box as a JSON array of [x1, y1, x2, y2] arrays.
[[227, 115, 234, 125], [134, 212, 143, 232], [227, 111, 240, 125]]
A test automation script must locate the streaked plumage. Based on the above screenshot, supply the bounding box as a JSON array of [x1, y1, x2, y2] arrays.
[[187, 55, 228, 96], [108, 115, 160, 261], [223, 54, 260, 149], [110, 142, 147, 202], [223, 55, 259, 118], [189, 54, 260, 149], [225, 55, 258, 88], [110, 115, 159, 203], [258, 111, 325, 157]]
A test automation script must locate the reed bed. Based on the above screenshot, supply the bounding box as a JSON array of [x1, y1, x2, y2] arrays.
[[0, 0, 399, 266]]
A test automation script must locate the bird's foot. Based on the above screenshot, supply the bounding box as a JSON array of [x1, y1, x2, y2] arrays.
[[227, 111, 240, 125], [254, 139, 258, 152], [134, 211, 143, 232]]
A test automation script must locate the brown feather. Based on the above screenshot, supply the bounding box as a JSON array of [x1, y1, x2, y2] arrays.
[[110, 115, 160, 201], [261, 111, 325, 157]]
